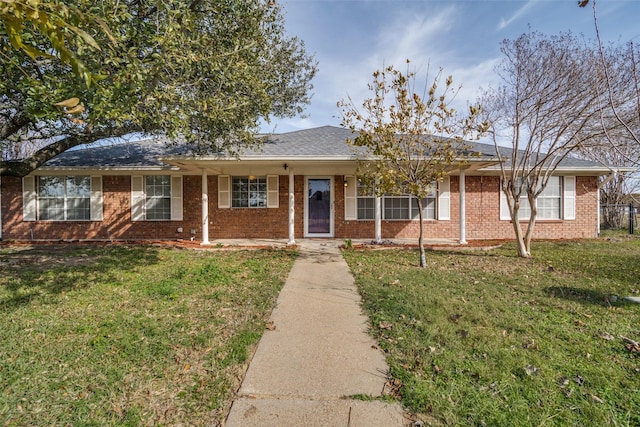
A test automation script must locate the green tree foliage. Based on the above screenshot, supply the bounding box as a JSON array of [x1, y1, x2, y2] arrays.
[[0, 0, 109, 86], [338, 61, 486, 267], [0, 0, 317, 175]]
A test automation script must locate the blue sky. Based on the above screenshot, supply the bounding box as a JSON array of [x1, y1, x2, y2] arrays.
[[262, 0, 640, 133]]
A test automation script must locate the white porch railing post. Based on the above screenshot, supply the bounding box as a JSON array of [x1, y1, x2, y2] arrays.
[[459, 171, 467, 244], [201, 171, 210, 245], [375, 195, 382, 243], [288, 170, 295, 245]]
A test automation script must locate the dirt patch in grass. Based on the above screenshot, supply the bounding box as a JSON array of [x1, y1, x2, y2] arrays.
[[0, 244, 297, 426]]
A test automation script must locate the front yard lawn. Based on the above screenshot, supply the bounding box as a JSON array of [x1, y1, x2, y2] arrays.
[[0, 244, 296, 426], [344, 238, 640, 426]]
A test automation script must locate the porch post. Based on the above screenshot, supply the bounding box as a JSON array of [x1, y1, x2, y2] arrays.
[[288, 169, 295, 245], [375, 195, 382, 243], [459, 170, 467, 244], [201, 170, 210, 245]]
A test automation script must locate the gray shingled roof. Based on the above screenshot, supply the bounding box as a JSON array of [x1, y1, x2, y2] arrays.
[[43, 125, 605, 171]]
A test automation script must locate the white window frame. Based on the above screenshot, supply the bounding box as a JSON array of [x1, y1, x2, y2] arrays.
[[500, 176, 572, 221], [218, 175, 279, 209], [22, 175, 102, 222], [131, 175, 183, 221], [350, 178, 445, 221]]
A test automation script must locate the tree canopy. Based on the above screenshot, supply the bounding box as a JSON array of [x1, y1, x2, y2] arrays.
[[480, 31, 618, 257], [339, 61, 486, 267], [0, 0, 317, 176]]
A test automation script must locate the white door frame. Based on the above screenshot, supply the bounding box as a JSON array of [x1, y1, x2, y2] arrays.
[[304, 176, 334, 237]]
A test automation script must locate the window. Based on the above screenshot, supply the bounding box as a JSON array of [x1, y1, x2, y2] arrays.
[[356, 180, 437, 221], [501, 176, 564, 220], [232, 176, 267, 208], [37, 176, 91, 220], [356, 180, 375, 220], [145, 175, 171, 220], [537, 176, 561, 219], [131, 175, 182, 221], [218, 175, 278, 209]]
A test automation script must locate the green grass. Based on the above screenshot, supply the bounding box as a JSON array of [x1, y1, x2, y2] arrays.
[[343, 239, 640, 426], [0, 244, 296, 426]]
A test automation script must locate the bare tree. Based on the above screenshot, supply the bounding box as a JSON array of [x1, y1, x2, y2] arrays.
[[339, 61, 486, 267], [577, 124, 640, 229], [481, 31, 609, 257], [579, 0, 640, 146]]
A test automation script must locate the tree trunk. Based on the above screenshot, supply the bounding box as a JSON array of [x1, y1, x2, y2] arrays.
[[507, 193, 532, 258], [417, 198, 427, 268]]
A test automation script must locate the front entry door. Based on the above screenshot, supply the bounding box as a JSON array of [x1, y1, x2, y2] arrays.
[[305, 177, 333, 237]]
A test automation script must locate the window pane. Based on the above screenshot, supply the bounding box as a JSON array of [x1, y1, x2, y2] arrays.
[[232, 177, 266, 208], [357, 180, 374, 197], [145, 175, 171, 220], [541, 176, 561, 197], [39, 176, 65, 197], [412, 197, 436, 220], [67, 198, 91, 220], [384, 197, 410, 220], [518, 198, 532, 220], [357, 198, 375, 220], [146, 197, 171, 220], [538, 198, 561, 219], [66, 176, 90, 197], [38, 176, 91, 221], [38, 198, 64, 220]]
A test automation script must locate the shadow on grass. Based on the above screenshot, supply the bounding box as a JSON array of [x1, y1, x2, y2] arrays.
[[0, 245, 160, 311], [544, 286, 612, 307]]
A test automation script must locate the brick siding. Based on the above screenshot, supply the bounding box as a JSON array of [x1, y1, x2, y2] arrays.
[[1, 174, 599, 242]]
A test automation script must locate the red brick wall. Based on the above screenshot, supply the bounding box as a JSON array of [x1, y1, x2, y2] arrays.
[[1, 174, 599, 242]]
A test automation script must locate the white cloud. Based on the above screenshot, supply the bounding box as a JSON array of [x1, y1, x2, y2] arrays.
[[497, 0, 536, 31]]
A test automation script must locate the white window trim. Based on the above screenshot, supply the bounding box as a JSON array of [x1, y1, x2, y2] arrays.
[[131, 175, 183, 221], [219, 175, 280, 209], [218, 175, 230, 208], [350, 177, 447, 221], [500, 176, 573, 221], [344, 175, 357, 220], [23, 175, 102, 222]]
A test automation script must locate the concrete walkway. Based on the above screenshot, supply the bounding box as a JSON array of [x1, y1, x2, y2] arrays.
[[225, 240, 408, 426]]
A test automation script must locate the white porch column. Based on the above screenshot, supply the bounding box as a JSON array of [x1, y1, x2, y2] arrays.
[[374, 195, 382, 243], [288, 169, 295, 245], [201, 171, 210, 245], [459, 170, 467, 244]]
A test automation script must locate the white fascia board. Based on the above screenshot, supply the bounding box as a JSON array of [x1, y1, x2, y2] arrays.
[[33, 166, 181, 175], [160, 155, 360, 162], [475, 165, 631, 176]]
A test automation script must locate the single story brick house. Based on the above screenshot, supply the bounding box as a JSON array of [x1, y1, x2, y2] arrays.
[[0, 126, 614, 244]]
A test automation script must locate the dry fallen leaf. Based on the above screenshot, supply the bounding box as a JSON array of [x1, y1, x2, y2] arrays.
[[265, 321, 276, 331], [598, 332, 615, 341], [55, 97, 80, 108], [379, 321, 393, 330]]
